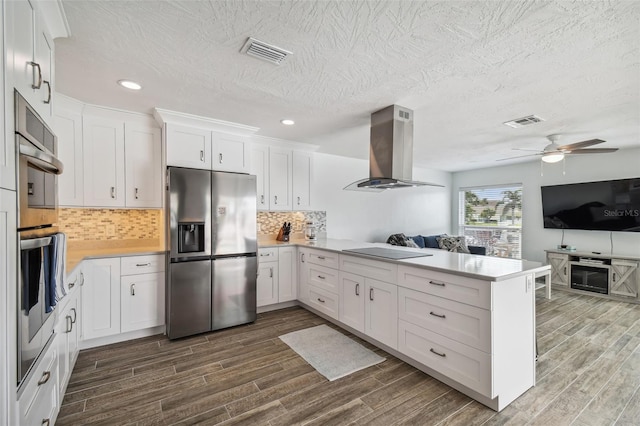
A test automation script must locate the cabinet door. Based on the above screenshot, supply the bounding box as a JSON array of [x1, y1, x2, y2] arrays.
[[34, 13, 53, 120], [292, 151, 313, 210], [547, 253, 569, 286], [212, 132, 249, 173], [83, 258, 121, 340], [83, 116, 126, 207], [610, 259, 639, 298], [55, 107, 84, 206], [250, 144, 269, 210], [257, 262, 278, 307], [365, 278, 398, 349], [121, 272, 165, 332], [268, 147, 292, 210], [278, 246, 297, 302], [125, 124, 162, 208], [10, 0, 37, 107], [56, 292, 79, 396], [298, 249, 310, 304], [166, 124, 211, 169], [339, 272, 365, 333]]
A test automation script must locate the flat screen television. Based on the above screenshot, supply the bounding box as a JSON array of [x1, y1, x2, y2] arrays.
[[541, 178, 640, 232]]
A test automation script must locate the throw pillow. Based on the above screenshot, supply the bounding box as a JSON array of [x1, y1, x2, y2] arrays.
[[409, 235, 426, 248], [405, 238, 420, 248], [436, 235, 471, 254], [423, 234, 443, 249], [386, 233, 409, 246]]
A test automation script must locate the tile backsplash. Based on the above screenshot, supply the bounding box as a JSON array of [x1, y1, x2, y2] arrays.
[[58, 208, 163, 241], [258, 211, 326, 236]]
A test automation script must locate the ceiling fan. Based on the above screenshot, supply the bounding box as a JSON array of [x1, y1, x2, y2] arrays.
[[497, 134, 618, 163]]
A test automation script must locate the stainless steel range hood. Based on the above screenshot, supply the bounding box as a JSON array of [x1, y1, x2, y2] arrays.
[[344, 105, 443, 192]]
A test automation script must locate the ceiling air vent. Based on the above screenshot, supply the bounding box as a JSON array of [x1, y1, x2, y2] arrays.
[[240, 37, 292, 65], [503, 115, 545, 128]]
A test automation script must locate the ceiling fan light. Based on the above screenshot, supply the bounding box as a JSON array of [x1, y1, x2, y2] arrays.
[[542, 152, 564, 163]]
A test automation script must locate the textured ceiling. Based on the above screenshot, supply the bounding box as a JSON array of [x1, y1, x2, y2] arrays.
[[55, 0, 640, 171]]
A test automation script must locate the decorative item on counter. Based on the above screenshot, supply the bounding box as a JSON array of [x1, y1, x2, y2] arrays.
[[276, 222, 291, 242], [305, 220, 318, 241]]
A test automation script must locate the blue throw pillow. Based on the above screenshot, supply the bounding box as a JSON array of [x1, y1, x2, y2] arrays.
[[423, 235, 442, 249], [409, 236, 425, 248]]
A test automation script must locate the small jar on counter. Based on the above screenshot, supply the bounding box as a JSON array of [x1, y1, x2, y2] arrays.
[[304, 221, 318, 240]]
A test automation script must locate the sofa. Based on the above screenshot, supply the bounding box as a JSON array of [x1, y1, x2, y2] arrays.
[[387, 233, 487, 255]]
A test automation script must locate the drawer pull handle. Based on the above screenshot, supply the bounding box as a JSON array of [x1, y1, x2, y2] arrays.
[[317, 275, 325, 280], [68, 276, 76, 289], [42, 419, 50, 426], [260, 195, 265, 204], [297, 196, 301, 205], [136, 263, 151, 267], [429, 280, 445, 287], [135, 187, 139, 199], [317, 256, 326, 260], [260, 253, 270, 257], [80, 272, 85, 286], [429, 311, 446, 319], [200, 150, 205, 161], [219, 153, 223, 164], [369, 288, 374, 301], [430, 348, 446, 358], [37, 371, 51, 386], [71, 307, 77, 324], [563, 266, 567, 275], [131, 284, 136, 296], [317, 298, 325, 303], [66, 315, 73, 333], [301, 253, 305, 263], [43, 80, 52, 104], [274, 195, 278, 205], [110, 186, 116, 199], [29, 61, 42, 89], [355, 283, 360, 296], [270, 267, 273, 278], [612, 272, 616, 282]]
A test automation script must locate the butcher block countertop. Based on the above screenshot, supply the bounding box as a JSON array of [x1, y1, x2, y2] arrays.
[[66, 239, 166, 273]]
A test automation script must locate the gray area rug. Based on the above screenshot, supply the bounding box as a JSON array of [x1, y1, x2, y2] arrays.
[[279, 324, 385, 381]]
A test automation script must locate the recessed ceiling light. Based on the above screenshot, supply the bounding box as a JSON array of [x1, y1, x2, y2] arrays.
[[280, 119, 295, 126], [117, 80, 142, 90]]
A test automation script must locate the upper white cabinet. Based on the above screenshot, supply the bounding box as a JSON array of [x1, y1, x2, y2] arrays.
[[82, 115, 126, 207], [250, 145, 270, 210], [165, 124, 212, 169], [165, 124, 250, 174], [125, 125, 162, 208], [212, 132, 250, 173], [292, 151, 313, 210], [269, 147, 293, 211], [82, 108, 162, 208], [55, 99, 84, 206]]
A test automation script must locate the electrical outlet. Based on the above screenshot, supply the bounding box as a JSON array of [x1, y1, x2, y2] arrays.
[[106, 224, 116, 236]]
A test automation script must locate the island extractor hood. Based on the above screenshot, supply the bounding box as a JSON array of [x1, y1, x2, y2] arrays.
[[343, 105, 443, 192]]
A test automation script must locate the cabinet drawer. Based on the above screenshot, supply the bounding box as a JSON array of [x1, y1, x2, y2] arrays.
[[308, 264, 340, 292], [121, 254, 165, 275], [398, 320, 492, 397], [19, 343, 59, 426], [398, 265, 491, 309], [306, 248, 339, 269], [398, 287, 491, 353], [258, 247, 279, 262], [340, 254, 397, 283], [307, 285, 339, 320]]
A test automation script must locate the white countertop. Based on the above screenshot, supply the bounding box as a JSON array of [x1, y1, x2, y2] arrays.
[[259, 238, 549, 281]]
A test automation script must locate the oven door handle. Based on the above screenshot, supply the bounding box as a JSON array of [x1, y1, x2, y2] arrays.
[[20, 236, 53, 250], [19, 138, 64, 175]]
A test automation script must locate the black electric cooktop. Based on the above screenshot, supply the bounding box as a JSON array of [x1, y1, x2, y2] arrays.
[[342, 247, 432, 260]]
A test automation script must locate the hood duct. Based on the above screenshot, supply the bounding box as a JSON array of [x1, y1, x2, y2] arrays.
[[344, 105, 443, 192]]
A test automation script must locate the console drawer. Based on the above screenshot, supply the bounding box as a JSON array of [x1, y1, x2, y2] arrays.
[[398, 319, 492, 397], [398, 265, 491, 309], [258, 247, 279, 262], [398, 287, 491, 353], [306, 248, 339, 269], [308, 263, 340, 292], [307, 285, 339, 320], [121, 254, 165, 275], [340, 254, 397, 283]]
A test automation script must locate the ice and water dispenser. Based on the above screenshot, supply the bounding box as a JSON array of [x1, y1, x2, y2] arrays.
[[178, 222, 205, 253]]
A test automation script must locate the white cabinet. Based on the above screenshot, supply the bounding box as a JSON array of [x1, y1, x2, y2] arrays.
[[292, 151, 313, 210], [83, 258, 121, 340], [610, 259, 639, 298], [121, 272, 165, 332], [250, 144, 269, 210], [166, 124, 211, 169], [17, 341, 59, 426], [547, 252, 569, 287], [212, 132, 250, 173], [365, 278, 398, 349], [82, 115, 126, 207], [339, 272, 365, 332], [257, 248, 279, 307], [269, 147, 293, 211], [56, 287, 80, 397], [34, 12, 54, 120], [298, 248, 310, 304], [125, 124, 162, 208], [55, 101, 84, 206], [278, 246, 297, 302]]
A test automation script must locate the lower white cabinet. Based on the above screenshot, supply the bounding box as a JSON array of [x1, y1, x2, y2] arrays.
[[257, 247, 297, 307], [121, 272, 165, 332], [339, 272, 365, 332], [298, 248, 310, 304], [18, 341, 59, 426], [257, 258, 278, 307], [83, 258, 121, 340], [56, 287, 81, 397], [365, 278, 398, 350], [278, 246, 297, 302]]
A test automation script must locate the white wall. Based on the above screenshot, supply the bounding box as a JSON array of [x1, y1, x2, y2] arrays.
[[452, 148, 640, 263], [313, 152, 452, 243]]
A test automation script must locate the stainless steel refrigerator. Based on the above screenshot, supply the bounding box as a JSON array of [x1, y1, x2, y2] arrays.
[[166, 167, 257, 339]]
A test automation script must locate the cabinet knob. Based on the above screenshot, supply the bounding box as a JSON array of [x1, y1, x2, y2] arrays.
[[43, 81, 51, 104], [29, 61, 42, 89]]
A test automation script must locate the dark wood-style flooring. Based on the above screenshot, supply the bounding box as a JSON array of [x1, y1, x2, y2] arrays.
[[57, 289, 640, 425]]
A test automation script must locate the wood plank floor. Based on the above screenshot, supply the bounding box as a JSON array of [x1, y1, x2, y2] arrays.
[[57, 289, 640, 425]]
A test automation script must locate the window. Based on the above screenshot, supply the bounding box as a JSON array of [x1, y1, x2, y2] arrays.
[[459, 184, 523, 259]]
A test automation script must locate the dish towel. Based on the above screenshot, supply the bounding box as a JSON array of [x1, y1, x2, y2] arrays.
[[52, 233, 68, 302]]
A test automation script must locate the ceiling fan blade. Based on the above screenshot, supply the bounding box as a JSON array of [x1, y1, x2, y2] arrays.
[[566, 148, 618, 154], [512, 148, 542, 152], [496, 153, 541, 161], [557, 138, 605, 151]]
